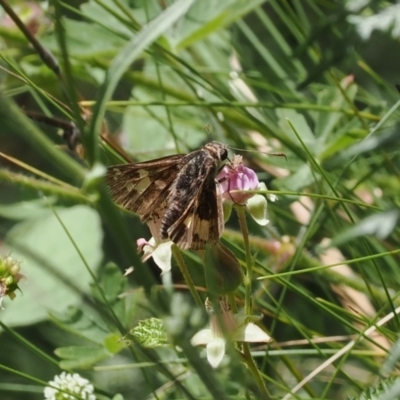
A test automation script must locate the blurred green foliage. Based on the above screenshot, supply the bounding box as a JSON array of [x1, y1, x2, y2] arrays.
[[1, 0, 400, 399]]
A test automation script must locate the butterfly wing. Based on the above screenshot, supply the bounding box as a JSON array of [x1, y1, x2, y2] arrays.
[[107, 144, 225, 250], [106, 155, 183, 221], [165, 176, 223, 250]]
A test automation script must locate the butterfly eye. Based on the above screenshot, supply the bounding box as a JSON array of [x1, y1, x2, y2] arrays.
[[220, 148, 228, 161]]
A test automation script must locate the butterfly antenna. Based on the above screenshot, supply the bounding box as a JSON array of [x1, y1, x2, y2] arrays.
[[228, 146, 287, 161]]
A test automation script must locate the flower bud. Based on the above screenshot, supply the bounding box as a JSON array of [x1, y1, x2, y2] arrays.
[[246, 193, 269, 226], [0, 256, 23, 307]]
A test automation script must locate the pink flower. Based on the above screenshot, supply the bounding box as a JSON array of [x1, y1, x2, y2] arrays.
[[218, 155, 270, 226], [218, 155, 259, 204]]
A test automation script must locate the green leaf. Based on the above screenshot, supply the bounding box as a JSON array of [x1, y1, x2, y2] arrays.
[[0, 198, 56, 220], [104, 333, 125, 354], [320, 118, 364, 160], [49, 306, 110, 345], [87, 0, 195, 164], [92, 262, 127, 303], [55, 345, 111, 369], [2, 206, 103, 327], [276, 109, 315, 153], [123, 84, 207, 156], [382, 336, 400, 375], [176, 0, 266, 49], [42, 19, 126, 57], [80, 0, 134, 38], [347, 377, 400, 400], [278, 164, 314, 192], [313, 83, 358, 143], [128, 318, 168, 348], [324, 210, 400, 249]]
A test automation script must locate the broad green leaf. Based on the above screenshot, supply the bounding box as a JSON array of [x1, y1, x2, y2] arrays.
[[91, 262, 130, 324], [92, 263, 127, 303], [0, 198, 56, 220], [277, 164, 314, 192], [320, 118, 364, 160], [175, 0, 266, 50], [88, 0, 195, 164], [2, 206, 103, 327], [82, 0, 162, 32], [56, 345, 111, 369], [81, 0, 135, 38], [42, 20, 126, 57], [312, 83, 358, 143], [276, 109, 316, 153], [49, 306, 110, 345], [123, 88, 208, 156]]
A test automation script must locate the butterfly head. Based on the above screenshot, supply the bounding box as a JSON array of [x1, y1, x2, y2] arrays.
[[204, 141, 229, 163]]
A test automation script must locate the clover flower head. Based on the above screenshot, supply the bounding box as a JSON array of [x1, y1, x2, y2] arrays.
[[219, 155, 259, 204], [0, 255, 24, 309], [191, 297, 272, 368], [218, 155, 270, 226], [44, 372, 96, 400]]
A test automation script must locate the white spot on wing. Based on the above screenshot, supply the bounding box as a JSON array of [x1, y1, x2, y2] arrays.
[[138, 169, 149, 178], [134, 176, 151, 194], [195, 219, 211, 241], [184, 217, 193, 228]]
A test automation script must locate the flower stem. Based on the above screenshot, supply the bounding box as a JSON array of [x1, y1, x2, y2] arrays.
[[236, 205, 253, 315], [236, 207, 269, 397], [171, 246, 203, 307], [243, 343, 272, 399]]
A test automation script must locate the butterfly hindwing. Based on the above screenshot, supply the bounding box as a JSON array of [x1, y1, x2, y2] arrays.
[[166, 177, 223, 249], [160, 149, 224, 249]]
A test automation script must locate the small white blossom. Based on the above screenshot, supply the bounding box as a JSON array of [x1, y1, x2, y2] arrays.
[[137, 237, 173, 273], [137, 209, 173, 273], [44, 372, 96, 400], [191, 297, 272, 368]]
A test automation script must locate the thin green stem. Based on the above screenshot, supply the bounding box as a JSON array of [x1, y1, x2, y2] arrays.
[[242, 344, 272, 399], [0, 170, 89, 204], [236, 206, 253, 315], [82, 99, 381, 121], [171, 246, 203, 307], [235, 206, 271, 397]]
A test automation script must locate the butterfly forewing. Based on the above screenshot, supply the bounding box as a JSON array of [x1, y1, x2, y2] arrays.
[[106, 155, 183, 217], [106, 141, 227, 249]]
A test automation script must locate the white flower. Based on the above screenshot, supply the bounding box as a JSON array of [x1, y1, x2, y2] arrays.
[[136, 204, 174, 273], [191, 297, 272, 368], [44, 372, 96, 400], [137, 237, 173, 273], [245, 183, 269, 226]]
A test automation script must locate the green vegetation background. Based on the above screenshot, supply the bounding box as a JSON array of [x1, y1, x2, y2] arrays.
[[0, 0, 400, 399]]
